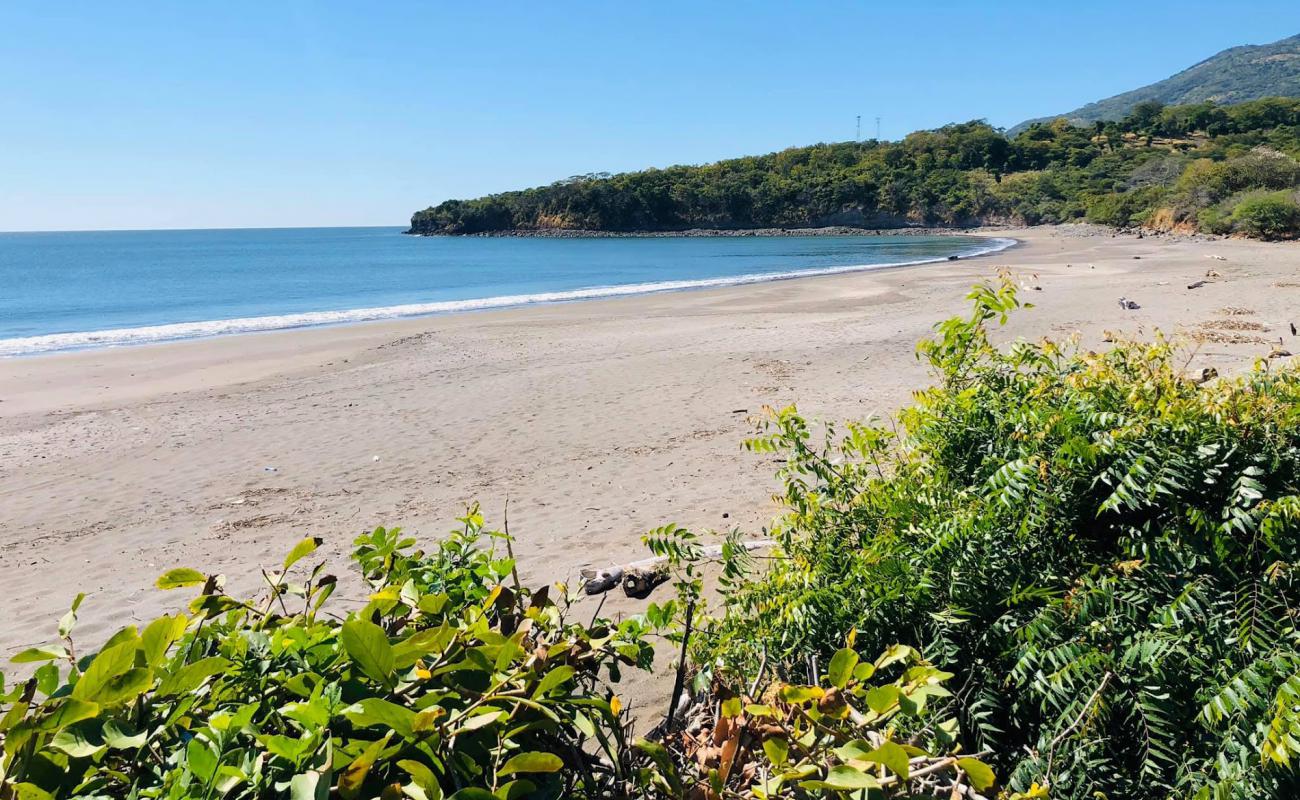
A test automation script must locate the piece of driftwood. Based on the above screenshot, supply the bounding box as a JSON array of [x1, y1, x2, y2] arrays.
[[580, 539, 775, 597]]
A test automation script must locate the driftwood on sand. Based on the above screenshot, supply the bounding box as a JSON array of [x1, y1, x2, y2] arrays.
[[579, 539, 775, 598]]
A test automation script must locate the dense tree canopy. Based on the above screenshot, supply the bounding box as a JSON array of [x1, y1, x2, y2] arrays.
[[410, 97, 1300, 240]]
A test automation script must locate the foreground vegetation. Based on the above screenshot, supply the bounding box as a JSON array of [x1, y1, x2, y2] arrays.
[[7, 278, 1300, 797], [410, 97, 1300, 240], [0, 520, 989, 798], [699, 278, 1300, 798]]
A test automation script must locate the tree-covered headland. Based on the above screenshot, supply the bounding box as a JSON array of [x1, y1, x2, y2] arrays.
[[410, 97, 1300, 240]]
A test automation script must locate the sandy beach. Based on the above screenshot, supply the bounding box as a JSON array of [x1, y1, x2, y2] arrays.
[[3, 224, 1300, 662]]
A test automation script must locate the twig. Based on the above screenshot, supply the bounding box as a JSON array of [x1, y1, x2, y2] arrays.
[[1044, 671, 1113, 785], [502, 497, 526, 616], [666, 601, 696, 727], [748, 646, 769, 698]]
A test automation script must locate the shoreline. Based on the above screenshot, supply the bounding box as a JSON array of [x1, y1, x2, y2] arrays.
[[4, 225, 1300, 665], [405, 224, 1017, 238], [0, 233, 1017, 358]]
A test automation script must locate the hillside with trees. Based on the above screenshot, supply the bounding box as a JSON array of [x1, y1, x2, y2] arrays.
[[409, 97, 1300, 241], [1010, 33, 1300, 134]]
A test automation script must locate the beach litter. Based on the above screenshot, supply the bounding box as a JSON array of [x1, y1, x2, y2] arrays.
[[1118, 297, 1141, 310]]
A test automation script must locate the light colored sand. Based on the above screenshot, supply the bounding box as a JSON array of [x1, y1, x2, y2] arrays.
[[3, 225, 1299, 667]]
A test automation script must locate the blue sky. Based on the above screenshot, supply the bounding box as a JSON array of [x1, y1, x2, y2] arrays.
[[2, 2, 1297, 231]]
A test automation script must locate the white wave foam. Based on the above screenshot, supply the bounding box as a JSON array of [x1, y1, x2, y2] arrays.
[[1, 236, 1015, 357]]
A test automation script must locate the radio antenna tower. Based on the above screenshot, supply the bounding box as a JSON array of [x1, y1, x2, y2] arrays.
[[875, 116, 881, 140], [856, 115, 861, 141]]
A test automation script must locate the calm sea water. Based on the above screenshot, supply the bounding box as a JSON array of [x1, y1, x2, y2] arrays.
[[0, 227, 1013, 356]]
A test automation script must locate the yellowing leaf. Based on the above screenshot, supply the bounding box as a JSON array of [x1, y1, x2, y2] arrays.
[[156, 568, 206, 590], [283, 537, 322, 572], [779, 684, 824, 704], [609, 695, 623, 717], [338, 733, 391, 799]]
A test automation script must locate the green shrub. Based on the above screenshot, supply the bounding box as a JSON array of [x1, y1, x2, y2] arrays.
[[1229, 191, 1300, 239], [1196, 205, 1233, 234], [1, 511, 993, 799], [0, 512, 656, 799], [704, 277, 1300, 798]]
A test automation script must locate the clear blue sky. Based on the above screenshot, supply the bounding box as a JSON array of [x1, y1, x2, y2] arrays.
[[2, 2, 1297, 231]]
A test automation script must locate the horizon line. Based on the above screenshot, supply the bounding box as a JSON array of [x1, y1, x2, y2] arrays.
[[0, 223, 407, 235]]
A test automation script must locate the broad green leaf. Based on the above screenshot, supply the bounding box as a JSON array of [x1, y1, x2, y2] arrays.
[[187, 738, 219, 782], [393, 624, 454, 668], [140, 614, 187, 667], [958, 757, 996, 791], [263, 733, 312, 762], [103, 718, 147, 749], [834, 739, 874, 761], [802, 764, 880, 790], [71, 640, 138, 702], [721, 696, 743, 717], [49, 722, 106, 758], [341, 618, 394, 684], [762, 736, 789, 766], [778, 684, 824, 704], [283, 537, 323, 572], [860, 740, 910, 780], [453, 710, 505, 734], [865, 684, 900, 715], [156, 656, 231, 697], [11, 646, 66, 664], [494, 780, 537, 800], [874, 644, 916, 670], [41, 698, 99, 731], [87, 668, 151, 707], [448, 790, 496, 800], [156, 568, 206, 590], [9, 784, 54, 800], [497, 751, 563, 775], [344, 698, 416, 737], [827, 647, 859, 689], [531, 665, 576, 698], [288, 772, 326, 800]]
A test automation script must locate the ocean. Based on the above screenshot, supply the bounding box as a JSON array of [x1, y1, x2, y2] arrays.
[[0, 227, 1013, 356]]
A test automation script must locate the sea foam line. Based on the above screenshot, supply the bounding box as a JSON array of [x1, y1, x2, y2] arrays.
[[0, 236, 1016, 357]]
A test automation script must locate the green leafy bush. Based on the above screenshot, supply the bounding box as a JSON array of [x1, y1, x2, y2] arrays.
[[1, 512, 991, 800], [1229, 191, 1300, 239], [704, 277, 1300, 798], [0, 512, 655, 799]]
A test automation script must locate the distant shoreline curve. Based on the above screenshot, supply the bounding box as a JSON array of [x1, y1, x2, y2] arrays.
[[405, 225, 1017, 239], [0, 234, 1018, 358]]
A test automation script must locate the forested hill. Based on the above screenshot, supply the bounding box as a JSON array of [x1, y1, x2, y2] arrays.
[[409, 97, 1300, 240], [1010, 33, 1300, 134]]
